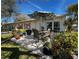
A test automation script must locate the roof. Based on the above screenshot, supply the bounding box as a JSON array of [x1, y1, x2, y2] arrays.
[[2, 19, 36, 25], [15, 13, 32, 20], [2, 11, 66, 25], [37, 11, 53, 13]]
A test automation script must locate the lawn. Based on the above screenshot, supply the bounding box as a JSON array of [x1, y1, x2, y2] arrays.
[[1, 41, 35, 59], [1, 33, 13, 40]]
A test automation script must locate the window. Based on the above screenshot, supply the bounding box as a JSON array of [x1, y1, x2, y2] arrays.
[[54, 22, 60, 32], [47, 22, 52, 30]]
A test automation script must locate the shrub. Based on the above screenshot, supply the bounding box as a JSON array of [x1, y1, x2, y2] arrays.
[[51, 31, 78, 59], [18, 29, 26, 33], [17, 29, 26, 34]]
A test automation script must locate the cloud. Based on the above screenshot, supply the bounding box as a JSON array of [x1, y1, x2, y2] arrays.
[[27, 1, 44, 10]]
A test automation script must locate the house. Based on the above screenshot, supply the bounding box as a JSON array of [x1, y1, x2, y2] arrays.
[[1, 11, 66, 32]]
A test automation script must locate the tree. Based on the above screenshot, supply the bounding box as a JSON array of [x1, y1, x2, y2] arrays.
[[1, 0, 29, 23], [1, 0, 16, 24], [1, 0, 16, 17], [65, 3, 78, 31], [67, 3, 78, 20], [1, 0, 28, 18]]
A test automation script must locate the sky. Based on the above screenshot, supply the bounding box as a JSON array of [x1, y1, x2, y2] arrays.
[[2, 0, 78, 23], [16, 0, 78, 15]]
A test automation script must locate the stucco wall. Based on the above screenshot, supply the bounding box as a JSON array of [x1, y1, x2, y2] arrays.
[[30, 16, 65, 32]]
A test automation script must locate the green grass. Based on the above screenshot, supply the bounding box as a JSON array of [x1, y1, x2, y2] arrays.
[[19, 55, 37, 59], [1, 51, 12, 59], [1, 42, 37, 59], [1, 33, 13, 40], [1, 42, 29, 59]]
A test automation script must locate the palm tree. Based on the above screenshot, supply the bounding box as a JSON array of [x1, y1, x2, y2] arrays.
[[65, 3, 78, 31], [67, 3, 78, 20]]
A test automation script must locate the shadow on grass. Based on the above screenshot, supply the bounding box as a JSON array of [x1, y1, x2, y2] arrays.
[[1, 47, 41, 59]]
